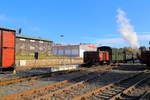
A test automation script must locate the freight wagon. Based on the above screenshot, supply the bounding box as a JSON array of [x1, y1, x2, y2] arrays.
[[83, 46, 135, 66], [0, 27, 16, 72], [97, 46, 133, 63], [84, 51, 109, 65]]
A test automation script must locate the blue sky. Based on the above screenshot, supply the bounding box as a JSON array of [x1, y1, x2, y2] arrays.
[[0, 0, 150, 48]]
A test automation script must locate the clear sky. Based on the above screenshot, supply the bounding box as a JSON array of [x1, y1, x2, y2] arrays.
[[0, 0, 150, 48]]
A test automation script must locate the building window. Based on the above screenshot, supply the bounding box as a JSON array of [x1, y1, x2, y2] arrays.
[[19, 38, 26, 41], [30, 40, 35, 42], [39, 41, 44, 43], [20, 45, 25, 49], [39, 47, 43, 50], [30, 46, 35, 50]]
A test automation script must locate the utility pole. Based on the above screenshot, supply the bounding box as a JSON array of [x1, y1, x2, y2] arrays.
[[149, 41, 150, 50], [60, 35, 64, 65], [18, 28, 22, 34]]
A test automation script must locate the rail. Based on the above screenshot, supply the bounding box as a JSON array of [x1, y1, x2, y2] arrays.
[[71, 72, 145, 100], [0, 65, 112, 100]]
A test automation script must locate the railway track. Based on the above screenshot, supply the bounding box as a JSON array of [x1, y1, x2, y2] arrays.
[[140, 91, 150, 100], [0, 62, 119, 86], [0, 65, 112, 100], [32, 71, 105, 100], [118, 76, 150, 100], [0, 73, 51, 85], [72, 72, 149, 100], [0, 67, 93, 86]]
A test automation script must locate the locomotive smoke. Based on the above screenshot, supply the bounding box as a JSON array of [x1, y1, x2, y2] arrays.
[[116, 8, 140, 49]]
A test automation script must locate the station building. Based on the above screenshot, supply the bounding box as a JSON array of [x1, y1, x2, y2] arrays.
[[16, 34, 53, 55], [52, 43, 97, 58]]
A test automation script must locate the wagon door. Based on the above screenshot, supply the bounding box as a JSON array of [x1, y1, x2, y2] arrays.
[[99, 51, 103, 61], [103, 52, 109, 61], [0, 30, 15, 67]]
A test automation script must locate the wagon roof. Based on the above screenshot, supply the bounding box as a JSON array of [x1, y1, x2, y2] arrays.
[[0, 27, 16, 32]]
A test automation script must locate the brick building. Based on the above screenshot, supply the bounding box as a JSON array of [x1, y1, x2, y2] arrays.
[[16, 34, 53, 55]]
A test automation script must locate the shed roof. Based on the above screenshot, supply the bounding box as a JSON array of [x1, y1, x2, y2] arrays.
[[16, 34, 52, 42], [54, 44, 96, 48], [54, 44, 80, 47]]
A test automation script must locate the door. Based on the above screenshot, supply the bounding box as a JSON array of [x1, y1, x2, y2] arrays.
[[1, 30, 15, 67]]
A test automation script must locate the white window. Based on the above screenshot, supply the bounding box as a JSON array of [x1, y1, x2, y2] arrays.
[[30, 40, 35, 42], [39, 47, 43, 50], [39, 41, 44, 43], [20, 45, 25, 49], [19, 38, 26, 41], [30, 46, 35, 50]]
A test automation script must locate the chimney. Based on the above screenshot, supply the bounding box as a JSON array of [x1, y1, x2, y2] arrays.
[[18, 28, 22, 34]]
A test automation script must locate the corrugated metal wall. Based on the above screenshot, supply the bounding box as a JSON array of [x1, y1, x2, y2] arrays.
[[79, 45, 97, 57], [53, 46, 79, 57], [53, 44, 97, 57]]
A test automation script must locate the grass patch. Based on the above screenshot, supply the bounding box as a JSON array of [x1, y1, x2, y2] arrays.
[[16, 54, 82, 60]]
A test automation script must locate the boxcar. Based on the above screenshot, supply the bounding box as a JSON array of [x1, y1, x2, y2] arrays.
[[0, 27, 16, 71], [97, 46, 134, 63], [111, 48, 124, 63], [84, 51, 109, 65], [97, 46, 122, 63]]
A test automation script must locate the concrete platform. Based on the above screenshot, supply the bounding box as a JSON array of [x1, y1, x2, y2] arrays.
[[50, 64, 79, 72]]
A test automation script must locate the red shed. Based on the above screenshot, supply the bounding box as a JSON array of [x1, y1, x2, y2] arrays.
[[0, 27, 16, 71]]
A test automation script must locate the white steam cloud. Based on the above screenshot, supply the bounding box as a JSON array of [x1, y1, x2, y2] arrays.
[[116, 8, 140, 49]]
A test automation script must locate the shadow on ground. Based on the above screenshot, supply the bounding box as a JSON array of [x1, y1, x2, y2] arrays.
[[112, 63, 148, 71]]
